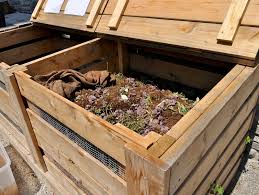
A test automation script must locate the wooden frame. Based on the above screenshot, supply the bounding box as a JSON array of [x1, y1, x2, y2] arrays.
[[0, 24, 95, 172], [31, 0, 109, 32], [9, 37, 258, 194], [96, 0, 259, 66]]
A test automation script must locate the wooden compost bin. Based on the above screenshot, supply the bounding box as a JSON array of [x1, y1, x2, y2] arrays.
[[0, 0, 108, 176], [2, 0, 259, 194]]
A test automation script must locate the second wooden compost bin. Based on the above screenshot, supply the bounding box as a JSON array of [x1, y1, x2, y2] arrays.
[[0, 0, 109, 182], [5, 0, 259, 194]]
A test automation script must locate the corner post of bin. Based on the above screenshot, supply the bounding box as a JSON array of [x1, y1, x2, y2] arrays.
[[86, 0, 105, 28], [125, 143, 171, 195], [31, 0, 45, 20], [2, 64, 47, 172], [217, 0, 251, 44], [108, 0, 128, 30]]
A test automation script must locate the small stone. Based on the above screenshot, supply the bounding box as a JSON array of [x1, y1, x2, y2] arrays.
[[249, 149, 258, 159]]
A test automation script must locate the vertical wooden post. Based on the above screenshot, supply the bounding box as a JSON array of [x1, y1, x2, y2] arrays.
[[118, 41, 128, 74], [3, 65, 47, 171], [125, 143, 170, 195]]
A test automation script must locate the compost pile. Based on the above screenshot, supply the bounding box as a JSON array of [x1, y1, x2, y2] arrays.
[[34, 70, 197, 135]]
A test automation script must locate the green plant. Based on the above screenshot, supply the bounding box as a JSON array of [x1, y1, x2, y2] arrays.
[[177, 102, 188, 115], [245, 135, 252, 144], [210, 183, 224, 195]]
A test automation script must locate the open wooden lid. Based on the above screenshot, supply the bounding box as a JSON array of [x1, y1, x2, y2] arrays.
[[31, 0, 109, 32], [96, 0, 259, 66]]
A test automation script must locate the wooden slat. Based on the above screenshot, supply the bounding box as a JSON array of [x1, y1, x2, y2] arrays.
[[44, 156, 86, 195], [0, 88, 20, 126], [0, 111, 28, 151], [104, 0, 259, 27], [86, 0, 105, 28], [0, 26, 51, 50], [97, 16, 259, 63], [24, 38, 107, 76], [0, 37, 76, 65], [130, 53, 223, 91], [108, 0, 128, 29], [0, 112, 64, 195], [176, 95, 256, 195], [217, 0, 251, 43], [4, 69, 47, 171], [161, 65, 259, 194], [31, 0, 45, 19], [29, 109, 126, 195], [197, 131, 248, 195], [125, 143, 170, 195], [148, 65, 245, 157], [16, 71, 126, 164]]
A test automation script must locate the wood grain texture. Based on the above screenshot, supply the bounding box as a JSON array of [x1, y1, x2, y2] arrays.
[[217, 0, 251, 43], [104, 0, 259, 26], [86, 0, 105, 28], [44, 156, 86, 195], [0, 37, 76, 65], [31, 0, 45, 19], [162, 65, 259, 194], [125, 143, 170, 195], [97, 16, 259, 62], [149, 65, 244, 157], [3, 69, 47, 171], [108, 0, 128, 29], [176, 90, 257, 195], [0, 26, 51, 50], [29, 109, 126, 195]]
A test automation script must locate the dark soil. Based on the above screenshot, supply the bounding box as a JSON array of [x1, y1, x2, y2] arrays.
[[74, 73, 197, 135]]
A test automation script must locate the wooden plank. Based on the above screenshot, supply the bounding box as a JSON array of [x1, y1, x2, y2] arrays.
[[86, 0, 105, 28], [0, 112, 29, 152], [176, 96, 256, 195], [148, 65, 245, 157], [0, 26, 51, 50], [97, 16, 259, 62], [217, 0, 251, 43], [108, 0, 128, 29], [29, 109, 126, 195], [104, 0, 259, 27], [221, 158, 242, 193], [33, 11, 97, 32], [125, 143, 170, 195], [44, 156, 86, 195], [198, 131, 248, 195], [0, 112, 64, 195], [24, 38, 107, 75], [130, 53, 223, 91], [161, 65, 259, 194], [3, 69, 46, 171], [0, 88, 20, 126], [15, 70, 157, 164], [0, 37, 76, 65], [31, 0, 45, 19]]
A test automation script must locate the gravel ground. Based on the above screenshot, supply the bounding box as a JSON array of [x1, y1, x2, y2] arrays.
[[228, 107, 259, 195]]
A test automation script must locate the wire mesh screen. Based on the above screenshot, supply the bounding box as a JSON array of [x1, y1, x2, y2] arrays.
[[28, 102, 126, 180]]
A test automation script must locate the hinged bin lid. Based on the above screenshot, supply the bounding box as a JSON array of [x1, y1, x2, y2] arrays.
[[31, 0, 108, 32], [96, 0, 259, 66]]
